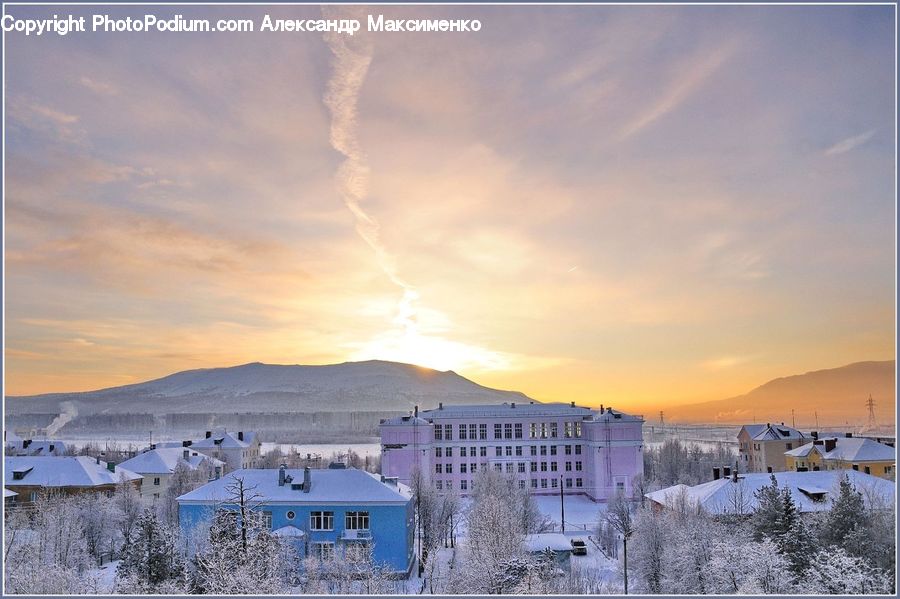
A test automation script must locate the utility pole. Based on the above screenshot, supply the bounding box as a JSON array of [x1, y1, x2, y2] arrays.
[[560, 476, 565, 533], [866, 395, 877, 431], [791, 410, 795, 429]]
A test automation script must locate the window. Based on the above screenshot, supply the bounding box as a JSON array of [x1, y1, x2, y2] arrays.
[[864, 466, 871, 475], [480, 447, 487, 457], [461, 463, 467, 474], [446, 447, 453, 457], [565, 422, 573, 438], [494, 464, 502, 472], [541, 462, 548, 472], [540, 423, 547, 439], [565, 478, 573, 488], [550, 446, 557, 456], [435, 447, 443, 458], [550, 423, 558, 438], [531, 479, 538, 489], [540, 446, 547, 456], [515, 446, 523, 456], [566, 461, 572, 472], [495, 447, 503, 457], [519, 480, 526, 489], [153, 493, 160, 500], [530, 446, 537, 456], [551, 478, 558, 488], [310, 511, 334, 531], [153, 477, 161, 486], [446, 464, 453, 474], [469, 424, 477, 439], [786, 443, 792, 450], [479, 424, 487, 440], [314, 542, 335, 559], [436, 464, 443, 474], [518, 462, 526, 473], [461, 480, 468, 491], [574, 422, 582, 437], [287, 510, 296, 520], [459, 425, 467, 440], [576, 478, 583, 488], [540, 479, 548, 489], [514, 423, 523, 439], [444, 424, 453, 440], [345, 511, 370, 530], [471, 463, 477, 473], [575, 445, 582, 455], [435, 480, 443, 490], [551, 462, 558, 472], [494, 424, 502, 439], [460, 447, 467, 458], [261, 511, 273, 529], [616, 481, 625, 492], [435, 426, 443, 440], [505, 463, 514, 473], [504, 424, 513, 439], [530, 423, 537, 438], [530, 462, 537, 472], [505, 446, 512, 457], [886, 466, 893, 474], [446, 481, 453, 490], [575, 461, 583, 471], [565, 445, 572, 455]]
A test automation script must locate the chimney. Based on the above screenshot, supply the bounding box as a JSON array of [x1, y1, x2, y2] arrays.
[[766, 423, 771, 429], [511, 402, 516, 409], [278, 464, 286, 487], [49, 444, 55, 453], [303, 467, 311, 493], [183, 440, 192, 447], [824, 439, 837, 452], [414, 405, 419, 418], [96, 455, 101, 465], [845, 432, 853, 438], [439, 402, 443, 410], [205, 431, 212, 439], [238, 431, 244, 441], [781, 422, 784, 426], [600, 404, 604, 413], [811, 431, 818, 440], [723, 466, 731, 478], [571, 401, 576, 407], [214, 466, 221, 480], [183, 449, 190, 460], [107, 462, 116, 473], [712, 467, 720, 480]]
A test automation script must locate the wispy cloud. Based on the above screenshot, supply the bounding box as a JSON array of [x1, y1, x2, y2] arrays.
[[824, 129, 877, 156], [619, 42, 738, 140], [79, 76, 119, 96]]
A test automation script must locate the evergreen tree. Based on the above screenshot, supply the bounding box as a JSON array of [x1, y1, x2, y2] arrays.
[[116, 508, 187, 592], [750, 475, 783, 541], [820, 474, 866, 550]]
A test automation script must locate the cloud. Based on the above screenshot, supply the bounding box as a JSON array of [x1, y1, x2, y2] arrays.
[[79, 76, 119, 96], [824, 129, 877, 156], [619, 42, 738, 140], [701, 355, 754, 371]]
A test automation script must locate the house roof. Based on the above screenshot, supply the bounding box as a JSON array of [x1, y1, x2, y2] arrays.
[[646, 470, 895, 515], [785, 437, 895, 462], [119, 448, 224, 475], [189, 431, 257, 450], [4, 456, 141, 488], [419, 402, 641, 422], [177, 467, 411, 505], [753, 424, 805, 441], [4, 488, 18, 498]]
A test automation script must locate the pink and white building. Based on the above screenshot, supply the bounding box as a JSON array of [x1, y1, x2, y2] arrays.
[[380, 402, 644, 502]]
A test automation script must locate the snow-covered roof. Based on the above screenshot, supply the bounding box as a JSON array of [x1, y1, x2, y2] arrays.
[[785, 437, 895, 462], [589, 408, 643, 423], [646, 470, 894, 515], [4, 456, 141, 488], [4, 488, 18, 498], [739, 424, 768, 440], [381, 415, 431, 426], [188, 430, 257, 449], [8, 440, 68, 456], [525, 533, 573, 553], [119, 447, 224, 475], [272, 525, 306, 538], [419, 402, 638, 421], [177, 468, 411, 505], [752, 424, 805, 441]]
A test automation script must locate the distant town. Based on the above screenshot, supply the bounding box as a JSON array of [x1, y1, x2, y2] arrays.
[[4, 393, 896, 594]]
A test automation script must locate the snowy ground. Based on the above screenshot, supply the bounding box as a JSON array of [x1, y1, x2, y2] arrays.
[[534, 494, 606, 534]]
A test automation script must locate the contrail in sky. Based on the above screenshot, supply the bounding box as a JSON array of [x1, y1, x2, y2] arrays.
[[322, 17, 419, 334]]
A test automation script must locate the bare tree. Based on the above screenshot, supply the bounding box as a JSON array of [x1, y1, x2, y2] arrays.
[[605, 491, 636, 594]]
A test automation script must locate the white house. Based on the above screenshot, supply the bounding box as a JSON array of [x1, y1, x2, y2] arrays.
[[181, 430, 261, 472], [118, 447, 224, 503]]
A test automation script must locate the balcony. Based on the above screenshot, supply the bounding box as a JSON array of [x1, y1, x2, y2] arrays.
[[341, 529, 372, 542]]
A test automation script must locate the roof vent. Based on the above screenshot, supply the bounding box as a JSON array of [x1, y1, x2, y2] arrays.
[[439, 402, 443, 410], [205, 431, 212, 438], [238, 431, 244, 441], [511, 402, 516, 409]]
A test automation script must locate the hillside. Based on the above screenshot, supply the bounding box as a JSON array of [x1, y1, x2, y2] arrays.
[[5, 360, 532, 417], [665, 361, 895, 427]]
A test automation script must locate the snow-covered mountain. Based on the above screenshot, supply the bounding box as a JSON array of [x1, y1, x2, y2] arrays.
[[6, 360, 533, 417]]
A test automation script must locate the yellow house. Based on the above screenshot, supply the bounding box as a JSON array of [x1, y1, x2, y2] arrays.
[[785, 436, 895, 479]]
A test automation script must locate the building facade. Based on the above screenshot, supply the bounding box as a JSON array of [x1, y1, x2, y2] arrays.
[[119, 447, 223, 503], [177, 466, 414, 576], [737, 423, 806, 473], [178, 430, 261, 472], [380, 402, 644, 502]]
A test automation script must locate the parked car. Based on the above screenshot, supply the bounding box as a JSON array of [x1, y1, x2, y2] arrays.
[[570, 539, 587, 555]]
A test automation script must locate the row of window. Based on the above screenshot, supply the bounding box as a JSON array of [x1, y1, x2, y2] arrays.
[[435, 461, 583, 474], [433, 477, 585, 491], [435, 444, 583, 458], [433, 421, 583, 441], [295, 510, 371, 532]]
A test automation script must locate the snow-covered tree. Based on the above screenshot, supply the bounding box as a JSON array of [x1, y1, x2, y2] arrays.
[[115, 508, 188, 593], [800, 547, 894, 595], [605, 491, 636, 594]]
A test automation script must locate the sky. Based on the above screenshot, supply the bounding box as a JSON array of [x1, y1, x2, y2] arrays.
[[3, 5, 895, 412]]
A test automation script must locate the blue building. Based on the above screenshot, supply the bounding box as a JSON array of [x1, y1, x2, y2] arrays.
[[177, 466, 415, 576]]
